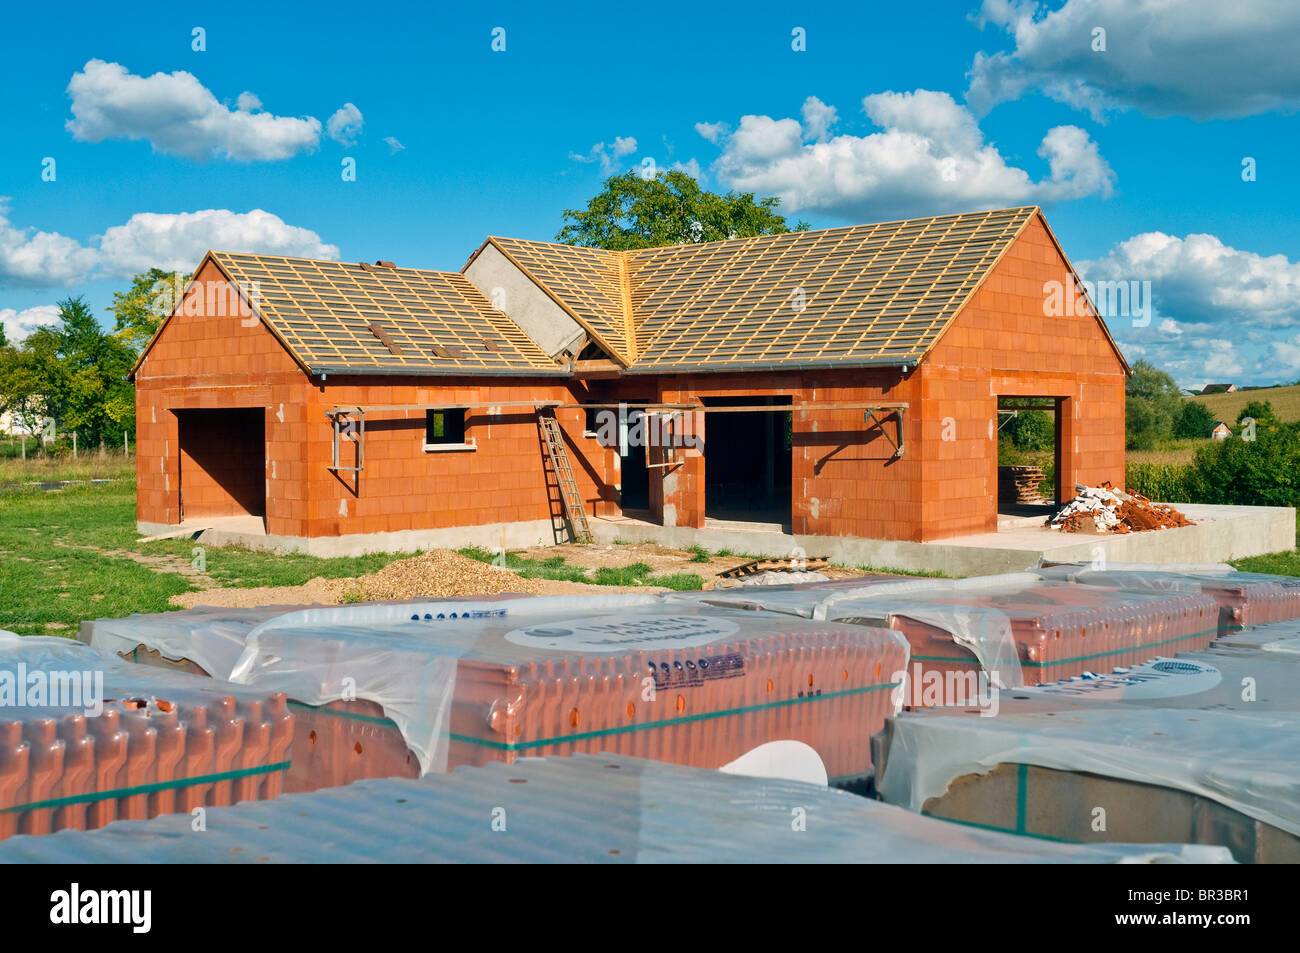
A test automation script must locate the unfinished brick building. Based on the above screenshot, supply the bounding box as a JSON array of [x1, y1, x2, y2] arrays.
[[131, 206, 1129, 553]]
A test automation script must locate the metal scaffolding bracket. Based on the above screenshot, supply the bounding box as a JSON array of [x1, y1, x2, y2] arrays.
[[864, 406, 906, 459], [327, 407, 366, 473]]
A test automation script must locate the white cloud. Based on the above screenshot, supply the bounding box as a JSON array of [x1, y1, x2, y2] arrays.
[[383, 136, 405, 154], [66, 59, 322, 161], [1080, 232, 1300, 330], [326, 103, 364, 146], [0, 199, 98, 287], [570, 136, 639, 173], [706, 90, 1113, 221], [2, 199, 338, 286], [968, 0, 1300, 119], [1083, 230, 1300, 387], [671, 158, 702, 180], [1200, 339, 1245, 378], [1274, 335, 1300, 373], [800, 96, 837, 142], [98, 209, 339, 275], [694, 121, 730, 145], [0, 304, 61, 343]]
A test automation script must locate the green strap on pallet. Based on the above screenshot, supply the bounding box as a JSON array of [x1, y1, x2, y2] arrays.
[[451, 682, 900, 752], [3, 760, 291, 814]]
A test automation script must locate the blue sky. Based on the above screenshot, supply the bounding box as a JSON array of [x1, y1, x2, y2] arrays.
[[2, 0, 1299, 387]]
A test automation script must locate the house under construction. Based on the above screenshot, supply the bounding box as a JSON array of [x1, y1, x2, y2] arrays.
[[131, 206, 1129, 550]]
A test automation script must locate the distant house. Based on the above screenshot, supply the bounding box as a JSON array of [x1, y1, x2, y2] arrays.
[[0, 408, 39, 436], [1211, 421, 1232, 440], [1201, 383, 1237, 395]]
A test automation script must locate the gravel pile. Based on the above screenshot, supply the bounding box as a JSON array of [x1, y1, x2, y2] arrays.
[[337, 550, 551, 601]]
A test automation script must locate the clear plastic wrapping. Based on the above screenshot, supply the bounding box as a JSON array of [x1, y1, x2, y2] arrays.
[[227, 593, 911, 783], [0, 753, 1233, 864], [0, 632, 292, 840]]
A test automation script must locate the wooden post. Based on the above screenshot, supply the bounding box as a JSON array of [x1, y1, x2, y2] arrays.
[[72, 432, 77, 459], [20, 434, 25, 460], [124, 431, 130, 455]]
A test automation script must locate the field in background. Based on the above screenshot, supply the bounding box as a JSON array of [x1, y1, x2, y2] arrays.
[[0, 449, 136, 484], [1188, 383, 1300, 424]]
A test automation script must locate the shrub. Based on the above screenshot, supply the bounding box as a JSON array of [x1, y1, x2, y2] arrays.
[[1185, 426, 1300, 508]]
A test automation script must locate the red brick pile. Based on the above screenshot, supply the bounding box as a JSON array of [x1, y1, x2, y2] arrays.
[[1053, 483, 1195, 534]]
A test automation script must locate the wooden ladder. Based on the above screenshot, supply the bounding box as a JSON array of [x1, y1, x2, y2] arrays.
[[538, 410, 593, 543]]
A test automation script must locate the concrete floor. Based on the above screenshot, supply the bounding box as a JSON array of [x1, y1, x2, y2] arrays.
[[138, 503, 1295, 576], [589, 502, 1295, 576]]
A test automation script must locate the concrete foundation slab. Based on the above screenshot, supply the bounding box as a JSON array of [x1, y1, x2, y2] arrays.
[[590, 503, 1295, 577], [138, 504, 1293, 577], [137, 518, 562, 557]]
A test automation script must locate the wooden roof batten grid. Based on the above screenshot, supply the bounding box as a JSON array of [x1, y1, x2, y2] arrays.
[[134, 205, 1128, 381]]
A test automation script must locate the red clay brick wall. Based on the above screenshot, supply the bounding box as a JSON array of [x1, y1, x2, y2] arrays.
[[650, 369, 920, 539], [920, 214, 1128, 539], [135, 259, 307, 534], [300, 379, 615, 538], [136, 263, 618, 540]]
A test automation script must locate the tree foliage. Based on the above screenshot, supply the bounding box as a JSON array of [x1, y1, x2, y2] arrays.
[[1186, 423, 1300, 509], [1125, 360, 1184, 450], [1003, 408, 1054, 450], [1173, 399, 1216, 439], [557, 170, 808, 250], [0, 296, 137, 447], [109, 268, 190, 351]]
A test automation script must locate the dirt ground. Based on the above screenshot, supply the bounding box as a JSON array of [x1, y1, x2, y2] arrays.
[[169, 542, 872, 609]]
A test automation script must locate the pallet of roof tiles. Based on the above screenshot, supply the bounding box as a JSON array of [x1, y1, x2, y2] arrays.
[[83, 597, 526, 793], [80, 596, 512, 680], [0, 753, 1232, 864], [688, 573, 956, 618], [821, 576, 1219, 699], [80, 603, 318, 679], [697, 574, 1220, 702], [872, 657, 1300, 863], [225, 593, 911, 789], [1211, 617, 1300, 653], [1036, 563, 1300, 631], [0, 632, 293, 840]]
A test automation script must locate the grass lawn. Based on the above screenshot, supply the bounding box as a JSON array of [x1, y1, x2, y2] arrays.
[[0, 480, 421, 635], [3, 470, 1298, 638], [1230, 551, 1300, 576], [0, 482, 190, 635]]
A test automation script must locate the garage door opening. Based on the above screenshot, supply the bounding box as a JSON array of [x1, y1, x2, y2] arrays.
[[702, 396, 793, 528], [177, 408, 266, 524]]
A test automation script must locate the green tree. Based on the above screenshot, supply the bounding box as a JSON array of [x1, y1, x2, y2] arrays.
[[4, 297, 137, 448], [557, 170, 808, 249], [1125, 360, 1183, 450], [110, 268, 190, 352], [1003, 408, 1054, 450], [1173, 400, 1216, 439], [1186, 424, 1300, 508], [1236, 400, 1279, 428]]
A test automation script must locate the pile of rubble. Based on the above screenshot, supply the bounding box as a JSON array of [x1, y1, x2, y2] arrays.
[[1047, 483, 1195, 534]]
